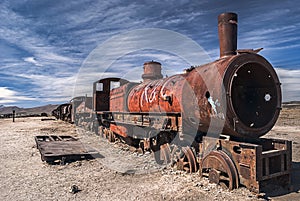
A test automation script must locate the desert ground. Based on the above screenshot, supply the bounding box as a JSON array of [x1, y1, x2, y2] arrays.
[[0, 106, 299, 201]]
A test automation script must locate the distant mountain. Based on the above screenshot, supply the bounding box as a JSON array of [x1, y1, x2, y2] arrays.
[[0, 104, 59, 115], [24, 104, 59, 115], [0, 106, 22, 114]]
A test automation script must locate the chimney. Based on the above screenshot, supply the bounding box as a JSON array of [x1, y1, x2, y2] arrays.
[[218, 12, 238, 58], [142, 61, 163, 82]]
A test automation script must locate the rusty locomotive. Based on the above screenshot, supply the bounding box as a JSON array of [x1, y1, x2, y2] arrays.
[[53, 13, 292, 193]]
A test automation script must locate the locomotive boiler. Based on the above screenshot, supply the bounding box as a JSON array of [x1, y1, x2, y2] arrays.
[[90, 13, 291, 192]]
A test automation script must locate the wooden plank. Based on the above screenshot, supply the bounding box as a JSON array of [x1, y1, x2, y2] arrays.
[[35, 135, 99, 163]]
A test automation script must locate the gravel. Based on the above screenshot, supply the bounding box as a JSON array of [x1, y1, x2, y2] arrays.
[[0, 110, 299, 201]]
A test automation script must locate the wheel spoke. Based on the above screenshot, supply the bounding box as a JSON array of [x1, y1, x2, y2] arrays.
[[220, 175, 230, 181], [183, 167, 190, 172], [154, 143, 171, 165], [183, 161, 189, 166]]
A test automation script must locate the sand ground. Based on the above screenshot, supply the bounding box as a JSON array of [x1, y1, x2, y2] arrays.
[[0, 106, 299, 201]]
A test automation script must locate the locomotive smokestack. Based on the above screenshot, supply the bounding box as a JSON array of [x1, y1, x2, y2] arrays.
[[218, 12, 238, 58], [142, 61, 163, 82]]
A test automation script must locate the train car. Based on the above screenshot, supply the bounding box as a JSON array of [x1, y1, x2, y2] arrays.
[[76, 96, 99, 131], [70, 96, 94, 126], [52, 103, 72, 122], [70, 96, 86, 124], [90, 13, 292, 193], [52, 96, 97, 132]]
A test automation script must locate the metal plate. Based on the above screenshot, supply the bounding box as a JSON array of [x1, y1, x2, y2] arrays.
[[35, 135, 99, 163]]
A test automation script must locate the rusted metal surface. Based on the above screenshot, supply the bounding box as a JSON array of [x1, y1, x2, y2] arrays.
[[109, 111, 181, 131], [127, 75, 183, 113], [142, 61, 163, 82], [200, 136, 292, 193], [126, 52, 281, 138], [109, 123, 128, 138], [110, 82, 138, 112], [218, 12, 237, 58], [35, 135, 99, 163]]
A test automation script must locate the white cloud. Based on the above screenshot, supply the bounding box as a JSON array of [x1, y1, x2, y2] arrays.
[[0, 87, 36, 104], [0, 3, 78, 70], [239, 22, 300, 52], [16, 74, 77, 102], [39, 52, 77, 63], [23, 57, 43, 66], [275, 68, 300, 102]]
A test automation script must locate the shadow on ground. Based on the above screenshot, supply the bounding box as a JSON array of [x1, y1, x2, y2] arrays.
[[263, 162, 300, 199]]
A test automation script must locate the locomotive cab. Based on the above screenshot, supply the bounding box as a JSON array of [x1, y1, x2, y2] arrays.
[[93, 78, 129, 112]]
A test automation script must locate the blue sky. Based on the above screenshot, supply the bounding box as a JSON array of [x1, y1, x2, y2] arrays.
[[0, 0, 300, 108]]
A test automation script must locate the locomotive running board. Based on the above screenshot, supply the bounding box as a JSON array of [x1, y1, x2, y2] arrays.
[[35, 135, 100, 163]]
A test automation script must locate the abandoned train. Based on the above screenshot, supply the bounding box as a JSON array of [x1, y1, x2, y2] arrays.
[[52, 13, 292, 193]]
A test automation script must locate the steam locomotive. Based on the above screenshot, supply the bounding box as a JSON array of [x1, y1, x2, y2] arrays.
[[53, 13, 292, 193]]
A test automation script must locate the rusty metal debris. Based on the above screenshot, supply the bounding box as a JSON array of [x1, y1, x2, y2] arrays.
[[200, 136, 292, 192], [69, 185, 80, 194], [35, 135, 99, 163]]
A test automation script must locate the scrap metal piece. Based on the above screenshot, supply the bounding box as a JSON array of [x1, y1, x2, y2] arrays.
[[35, 135, 99, 163]]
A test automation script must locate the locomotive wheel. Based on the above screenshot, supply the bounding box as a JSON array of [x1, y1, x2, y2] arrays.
[[200, 150, 239, 190], [171, 145, 198, 173], [153, 143, 171, 165], [107, 130, 116, 143]]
